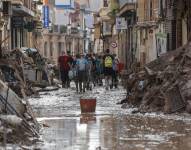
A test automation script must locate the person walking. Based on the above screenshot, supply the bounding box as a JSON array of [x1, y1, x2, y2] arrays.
[[58, 51, 71, 88], [103, 49, 114, 90], [86, 54, 96, 90], [91, 53, 98, 86], [76, 54, 88, 93], [96, 55, 103, 86], [73, 54, 80, 93], [112, 54, 119, 88], [67, 50, 74, 87]]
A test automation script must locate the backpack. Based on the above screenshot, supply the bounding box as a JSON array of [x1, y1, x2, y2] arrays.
[[104, 56, 113, 68]]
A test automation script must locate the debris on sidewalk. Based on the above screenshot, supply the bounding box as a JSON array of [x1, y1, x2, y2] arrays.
[[0, 115, 22, 127], [121, 42, 191, 114], [0, 79, 40, 146], [0, 47, 60, 146], [0, 48, 60, 98]]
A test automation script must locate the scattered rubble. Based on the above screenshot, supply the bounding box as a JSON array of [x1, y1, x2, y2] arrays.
[[0, 79, 40, 146], [0, 47, 60, 146], [0, 47, 59, 98], [121, 43, 191, 114]]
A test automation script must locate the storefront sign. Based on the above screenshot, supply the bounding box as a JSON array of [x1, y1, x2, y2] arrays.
[[43, 5, 49, 28]]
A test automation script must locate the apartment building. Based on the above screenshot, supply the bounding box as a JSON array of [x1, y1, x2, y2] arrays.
[[39, 0, 93, 64], [117, 0, 137, 70], [136, 0, 165, 65], [0, 0, 40, 58], [11, 0, 37, 49]]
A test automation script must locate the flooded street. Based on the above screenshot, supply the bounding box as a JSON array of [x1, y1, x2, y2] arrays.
[[28, 85, 191, 150]]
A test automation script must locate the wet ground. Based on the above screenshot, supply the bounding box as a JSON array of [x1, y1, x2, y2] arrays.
[[26, 84, 191, 150]]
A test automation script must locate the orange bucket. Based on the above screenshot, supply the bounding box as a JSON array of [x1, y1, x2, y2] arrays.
[[80, 98, 96, 113]]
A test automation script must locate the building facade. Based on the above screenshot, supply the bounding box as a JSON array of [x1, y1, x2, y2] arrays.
[[39, 0, 96, 64], [0, 0, 41, 58]]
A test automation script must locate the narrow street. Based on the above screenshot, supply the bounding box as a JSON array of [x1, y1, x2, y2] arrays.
[[2, 1, 191, 149], [27, 84, 191, 150]]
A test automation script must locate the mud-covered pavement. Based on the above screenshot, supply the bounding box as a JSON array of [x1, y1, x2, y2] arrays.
[[27, 84, 191, 150]]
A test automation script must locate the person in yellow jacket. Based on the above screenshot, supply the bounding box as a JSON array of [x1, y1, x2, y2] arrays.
[[103, 49, 114, 90]]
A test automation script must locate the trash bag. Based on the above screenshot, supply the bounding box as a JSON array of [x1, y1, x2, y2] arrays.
[[68, 69, 77, 80]]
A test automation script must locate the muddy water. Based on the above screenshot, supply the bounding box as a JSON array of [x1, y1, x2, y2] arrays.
[[28, 85, 191, 150]]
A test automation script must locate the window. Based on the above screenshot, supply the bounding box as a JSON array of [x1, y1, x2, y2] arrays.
[[44, 42, 48, 56], [150, 0, 153, 19], [58, 42, 62, 56], [54, 25, 59, 32], [103, 0, 108, 7], [50, 42, 53, 57]]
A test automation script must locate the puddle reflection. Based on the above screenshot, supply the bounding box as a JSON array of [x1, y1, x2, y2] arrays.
[[35, 115, 191, 150], [29, 87, 191, 150], [80, 114, 97, 124]]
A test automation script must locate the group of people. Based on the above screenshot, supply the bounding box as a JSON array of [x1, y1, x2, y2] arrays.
[[58, 49, 120, 93]]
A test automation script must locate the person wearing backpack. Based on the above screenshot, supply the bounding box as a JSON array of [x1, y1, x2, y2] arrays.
[[58, 51, 71, 88], [95, 55, 103, 86], [103, 49, 114, 90]]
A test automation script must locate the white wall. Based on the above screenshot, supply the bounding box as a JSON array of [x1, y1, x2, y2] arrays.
[[55, 9, 70, 25]]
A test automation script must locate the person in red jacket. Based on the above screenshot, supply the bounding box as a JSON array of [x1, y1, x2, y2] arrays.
[[58, 51, 71, 88]]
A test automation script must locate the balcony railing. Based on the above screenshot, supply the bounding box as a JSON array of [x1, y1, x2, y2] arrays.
[[12, 0, 35, 17], [12, 0, 33, 10], [11, 0, 24, 5], [119, 0, 137, 8]]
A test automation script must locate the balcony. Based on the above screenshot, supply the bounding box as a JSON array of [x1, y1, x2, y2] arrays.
[[119, 0, 137, 8], [11, 0, 35, 17], [117, 0, 137, 17], [12, 5, 35, 17], [11, 0, 24, 5], [99, 7, 111, 21]]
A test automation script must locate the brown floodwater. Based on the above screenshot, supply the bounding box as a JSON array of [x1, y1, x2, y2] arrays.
[[26, 85, 191, 150], [33, 114, 191, 150]]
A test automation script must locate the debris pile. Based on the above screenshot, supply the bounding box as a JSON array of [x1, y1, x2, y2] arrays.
[[0, 48, 58, 98], [0, 47, 59, 146], [121, 43, 191, 114], [0, 80, 40, 146]]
